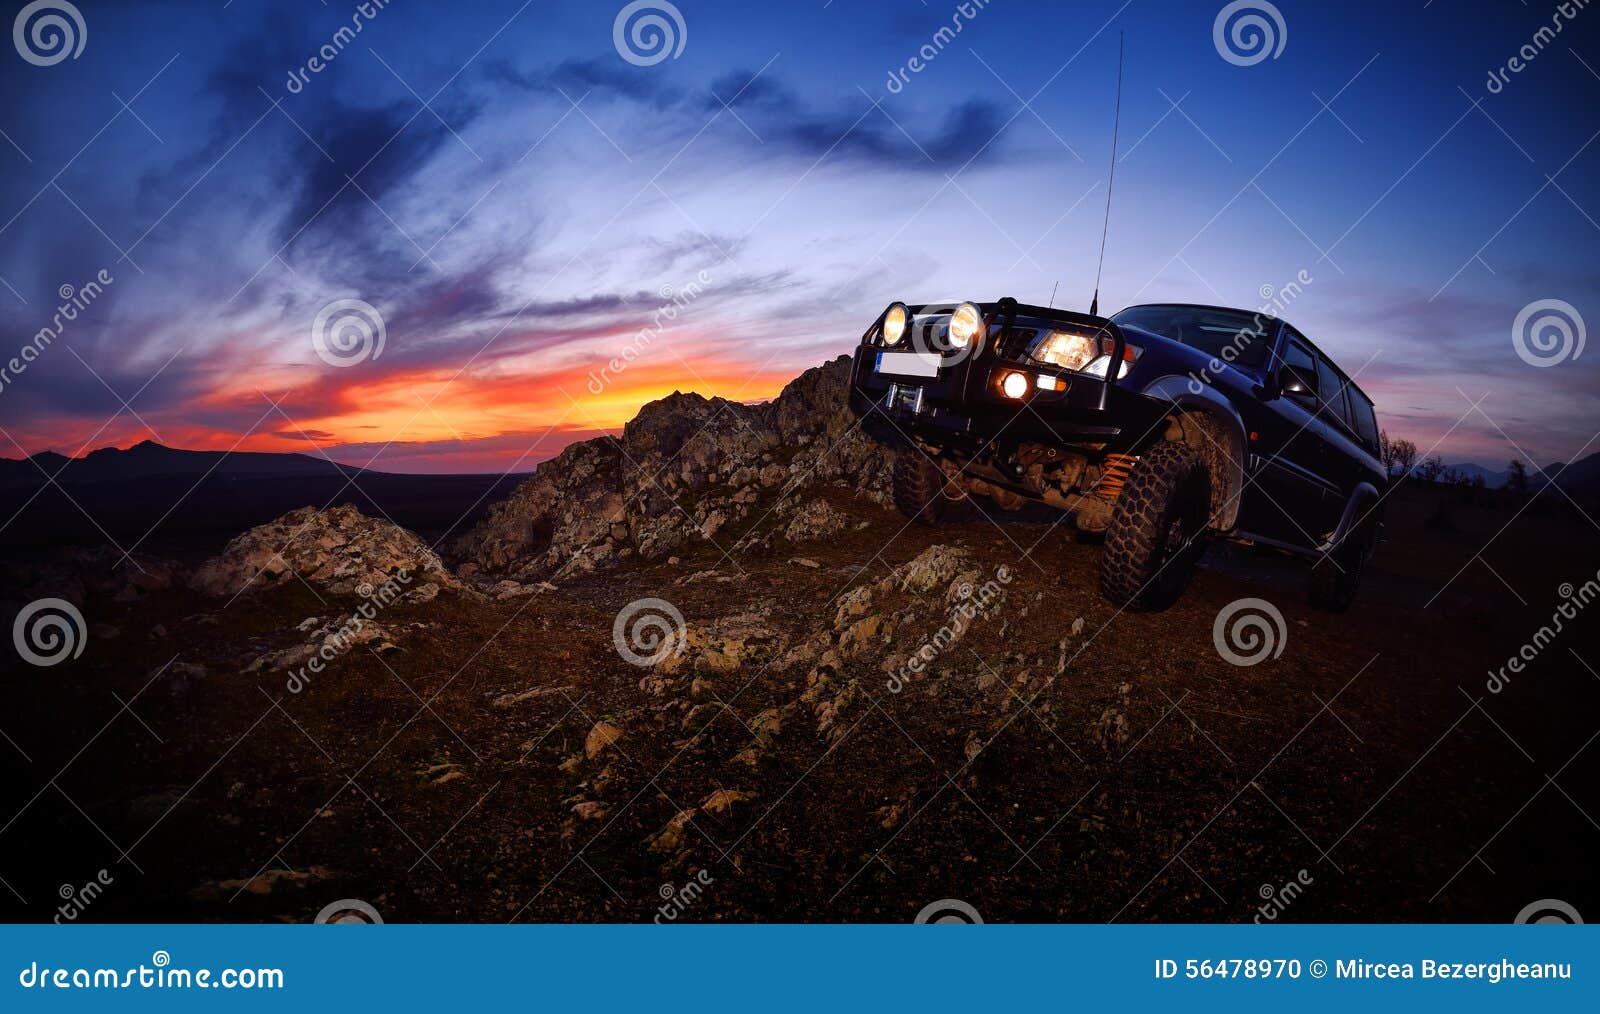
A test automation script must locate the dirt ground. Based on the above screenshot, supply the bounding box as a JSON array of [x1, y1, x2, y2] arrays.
[[3, 483, 1597, 924]]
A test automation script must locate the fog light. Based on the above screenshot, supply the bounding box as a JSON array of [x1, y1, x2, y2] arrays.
[[1001, 371, 1030, 399]]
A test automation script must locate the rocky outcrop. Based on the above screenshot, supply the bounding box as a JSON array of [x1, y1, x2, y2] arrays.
[[452, 356, 892, 582], [190, 504, 459, 598], [0, 546, 183, 613]]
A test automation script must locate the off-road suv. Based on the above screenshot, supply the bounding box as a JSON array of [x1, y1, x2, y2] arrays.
[[848, 299, 1386, 611]]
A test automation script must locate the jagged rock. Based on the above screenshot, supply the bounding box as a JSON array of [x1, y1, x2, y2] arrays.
[[585, 721, 624, 759], [190, 505, 459, 598], [783, 498, 851, 542], [451, 357, 893, 581]]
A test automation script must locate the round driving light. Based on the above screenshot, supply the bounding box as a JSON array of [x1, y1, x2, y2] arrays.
[[883, 304, 908, 345], [948, 302, 982, 348], [1001, 371, 1029, 399]]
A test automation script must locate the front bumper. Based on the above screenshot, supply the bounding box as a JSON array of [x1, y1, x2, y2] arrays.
[[847, 344, 1164, 453]]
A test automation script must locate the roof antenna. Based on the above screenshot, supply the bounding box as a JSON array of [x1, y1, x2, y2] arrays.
[[1089, 31, 1124, 319], [1048, 280, 1060, 308]]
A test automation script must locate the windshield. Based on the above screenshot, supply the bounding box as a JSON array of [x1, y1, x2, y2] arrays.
[[1110, 305, 1276, 370]]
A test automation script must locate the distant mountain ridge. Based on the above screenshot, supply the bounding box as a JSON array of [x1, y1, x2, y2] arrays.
[[0, 440, 367, 489], [1409, 454, 1600, 496]]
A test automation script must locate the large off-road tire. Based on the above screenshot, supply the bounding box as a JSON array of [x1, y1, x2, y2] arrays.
[[1308, 521, 1373, 613], [1098, 440, 1212, 611], [892, 448, 974, 525]]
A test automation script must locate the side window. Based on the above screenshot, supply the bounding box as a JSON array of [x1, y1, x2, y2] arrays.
[[1279, 339, 1318, 405], [1349, 392, 1379, 450], [1315, 356, 1353, 429]]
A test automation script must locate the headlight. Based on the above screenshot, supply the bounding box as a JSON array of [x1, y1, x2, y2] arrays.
[[1031, 331, 1142, 376], [1031, 331, 1100, 372], [948, 302, 982, 348], [1082, 339, 1143, 378], [882, 303, 908, 345]]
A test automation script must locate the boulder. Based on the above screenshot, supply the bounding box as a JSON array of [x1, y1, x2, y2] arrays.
[[190, 505, 459, 598]]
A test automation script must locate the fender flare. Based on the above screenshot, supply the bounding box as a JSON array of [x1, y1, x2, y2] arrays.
[[1139, 375, 1249, 531], [1328, 481, 1382, 557]]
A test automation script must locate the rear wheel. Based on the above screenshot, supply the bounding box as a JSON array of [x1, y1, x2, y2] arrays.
[[1098, 441, 1212, 611], [892, 447, 974, 525], [1309, 521, 1372, 612]]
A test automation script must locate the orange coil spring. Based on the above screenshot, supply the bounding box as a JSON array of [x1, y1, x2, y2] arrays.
[[1095, 453, 1139, 498]]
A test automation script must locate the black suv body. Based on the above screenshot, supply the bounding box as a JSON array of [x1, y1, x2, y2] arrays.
[[848, 299, 1386, 611]]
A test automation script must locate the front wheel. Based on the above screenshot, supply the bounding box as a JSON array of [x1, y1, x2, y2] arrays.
[[1098, 441, 1212, 611], [892, 447, 974, 525]]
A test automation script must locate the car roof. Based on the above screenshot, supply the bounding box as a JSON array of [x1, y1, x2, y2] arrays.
[[1118, 303, 1375, 407]]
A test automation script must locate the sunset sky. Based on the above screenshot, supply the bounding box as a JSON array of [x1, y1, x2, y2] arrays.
[[0, 0, 1595, 472]]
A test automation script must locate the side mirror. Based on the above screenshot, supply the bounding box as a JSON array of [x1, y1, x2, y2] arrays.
[[1280, 366, 1318, 402]]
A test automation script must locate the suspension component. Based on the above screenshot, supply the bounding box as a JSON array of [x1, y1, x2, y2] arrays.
[[1094, 452, 1139, 498]]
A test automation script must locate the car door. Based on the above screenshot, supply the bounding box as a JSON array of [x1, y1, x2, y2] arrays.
[[1240, 330, 1342, 548], [1312, 353, 1365, 511]]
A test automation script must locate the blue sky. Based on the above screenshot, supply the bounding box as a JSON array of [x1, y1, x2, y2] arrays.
[[0, 0, 1595, 471]]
